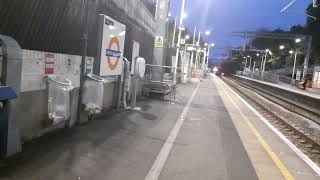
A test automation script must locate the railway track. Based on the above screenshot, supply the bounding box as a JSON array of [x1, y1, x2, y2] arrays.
[[232, 77, 320, 125], [223, 77, 320, 166]]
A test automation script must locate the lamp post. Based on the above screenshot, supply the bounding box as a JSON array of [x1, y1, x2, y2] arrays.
[[174, 0, 186, 84], [172, 16, 177, 48], [248, 56, 252, 71], [206, 43, 215, 67], [262, 49, 272, 79], [195, 30, 211, 70], [244, 57, 248, 70], [289, 50, 302, 85]]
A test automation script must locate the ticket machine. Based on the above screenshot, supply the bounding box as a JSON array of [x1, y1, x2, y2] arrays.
[[0, 35, 22, 157]]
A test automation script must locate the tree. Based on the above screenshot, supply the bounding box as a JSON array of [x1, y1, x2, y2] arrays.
[[306, 4, 320, 64]]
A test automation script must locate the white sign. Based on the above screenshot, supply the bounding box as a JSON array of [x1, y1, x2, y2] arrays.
[[99, 15, 126, 76], [186, 46, 195, 51], [180, 39, 186, 45], [131, 41, 140, 75], [296, 70, 301, 80]]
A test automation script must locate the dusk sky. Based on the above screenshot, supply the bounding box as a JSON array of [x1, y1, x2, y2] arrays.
[[170, 0, 311, 60]]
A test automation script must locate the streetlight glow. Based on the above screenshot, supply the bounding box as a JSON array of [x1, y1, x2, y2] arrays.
[[185, 35, 190, 40], [256, 53, 260, 56], [289, 50, 294, 54], [182, 12, 188, 19], [279, 45, 285, 50], [295, 38, 302, 43], [204, 43, 208, 46], [210, 43, 215, 47], [205, 30, 211, 36]]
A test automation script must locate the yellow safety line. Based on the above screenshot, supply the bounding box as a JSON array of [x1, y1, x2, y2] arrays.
[[220, 81, 295, 180]]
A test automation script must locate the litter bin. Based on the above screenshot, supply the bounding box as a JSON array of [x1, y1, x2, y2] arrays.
[[82, 74, 104, 115], [47, 75, 73, 125]]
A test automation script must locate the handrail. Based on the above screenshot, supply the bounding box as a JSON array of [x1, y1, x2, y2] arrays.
[[86, 74, 105, 82], [143, 80, 174, 85], [47, 75, 72, 86], [145, 64, 177, 69]]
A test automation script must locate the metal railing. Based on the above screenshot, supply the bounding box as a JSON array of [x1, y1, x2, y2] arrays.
[[143, 64, 177, 86], [238, 69, 280, 84], [112, 0, 157, 36], [270, 66, 314, 75]]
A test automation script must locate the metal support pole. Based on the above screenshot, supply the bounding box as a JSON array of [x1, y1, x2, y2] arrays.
[[77, 33, 87, 122], [260, 55, 264, 70], [302, 36, 312, 79], [195, 32, 201, 69], [262, 53, 267, 80], [252, 61, 256, 78], [174, 0, 186, 78], [190, 26, 196, 69], [291, 52, 298, 85], [244, 57, 248, 70], [202, 48, 207, 70], [172, 16, 177, 48], [206, 45, 211, 65]]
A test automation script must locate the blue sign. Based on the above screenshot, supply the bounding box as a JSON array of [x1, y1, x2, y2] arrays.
[[106, 49, 121, 58], [0, 86, 17, 101]]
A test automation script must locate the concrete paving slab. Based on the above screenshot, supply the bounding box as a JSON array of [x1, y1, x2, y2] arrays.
[[0, 83, 197, 180], [159, 78, 258, 180], [214, 75, 320, 180]]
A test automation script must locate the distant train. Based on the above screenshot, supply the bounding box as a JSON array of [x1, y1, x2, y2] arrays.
[[212, 67, 224, 76]]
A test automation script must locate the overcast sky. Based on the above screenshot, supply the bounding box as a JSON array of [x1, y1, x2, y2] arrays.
[[170, 0, 311, 60]]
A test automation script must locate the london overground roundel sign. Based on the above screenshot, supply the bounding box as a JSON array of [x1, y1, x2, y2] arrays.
[[99, 15, 126, 76], [106, 36, 121, 71]]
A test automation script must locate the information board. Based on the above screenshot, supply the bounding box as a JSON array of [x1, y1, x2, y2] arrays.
[[296, 70, 301, 80]]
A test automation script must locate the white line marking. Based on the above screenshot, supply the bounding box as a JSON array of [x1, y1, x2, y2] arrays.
[[214, 75, 320, 176], [145, 83, 201, 180]]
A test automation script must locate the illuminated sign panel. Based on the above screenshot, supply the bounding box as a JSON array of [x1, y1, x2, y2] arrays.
[[99, 15, 126, 76]]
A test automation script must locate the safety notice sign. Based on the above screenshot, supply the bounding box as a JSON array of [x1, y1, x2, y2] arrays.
[[45, 53, 54, 74], [99, 15, 126, 76], [154, 36, 164, 48]]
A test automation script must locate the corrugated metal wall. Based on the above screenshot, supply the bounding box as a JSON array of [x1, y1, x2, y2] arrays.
[[0, 0, 154, 63]]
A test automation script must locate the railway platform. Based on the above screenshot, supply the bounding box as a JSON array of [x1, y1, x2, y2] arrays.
[[235, 75, 320, 99], [0, 75, 319, 180]]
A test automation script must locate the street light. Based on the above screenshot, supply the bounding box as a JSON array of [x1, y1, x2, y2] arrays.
[[185, 34, 190, 40], [196, 29, 211, 70], [295, 38, 302, 43], [290, 50, 302, 85], [206, 43, 215, 68], [179, 25, 186, 31], [182, 12, 188, 20], [174, 0, 186, 84], [280, 47, 301, 85], [279, 45, 285, 50], [204, 43, 208, 46], [256, 53, 260, 57]]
